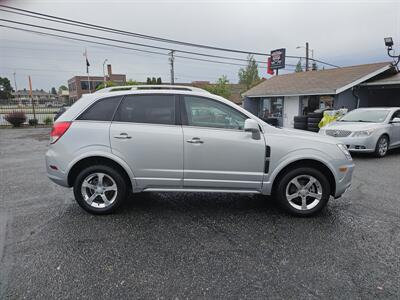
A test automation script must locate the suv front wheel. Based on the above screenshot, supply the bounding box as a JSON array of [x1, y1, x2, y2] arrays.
[[73, 165, 128, 214], [275, 167, 331, 216]]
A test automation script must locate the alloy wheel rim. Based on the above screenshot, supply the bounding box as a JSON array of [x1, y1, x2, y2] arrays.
[[81, 172, 118, 208], [285, 175, 323, 211], [378, 138, 388, 156]]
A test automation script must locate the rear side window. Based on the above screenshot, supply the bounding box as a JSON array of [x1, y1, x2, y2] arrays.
[[77, 96, 121, 121], [113, 94, 176, 125]]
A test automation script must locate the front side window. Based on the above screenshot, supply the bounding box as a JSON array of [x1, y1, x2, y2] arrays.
[[77, 96, 121, 121], [114, 94, 176, 125], [184, 96, 247, 130]]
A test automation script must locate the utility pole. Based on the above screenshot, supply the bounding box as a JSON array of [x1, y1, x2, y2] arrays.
[[103, 59, 108, 88], [13, 72, 19, 105], [169, 50, 175, 85], [305, 42, 309, 72]]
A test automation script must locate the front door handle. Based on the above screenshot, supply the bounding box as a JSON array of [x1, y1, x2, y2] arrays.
[[186, 137, 204, 144], [114, 133, 132, 139]]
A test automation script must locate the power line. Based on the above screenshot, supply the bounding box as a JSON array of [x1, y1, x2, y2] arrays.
[[0, 5, 340, 68], [0, 24, 295, 69]]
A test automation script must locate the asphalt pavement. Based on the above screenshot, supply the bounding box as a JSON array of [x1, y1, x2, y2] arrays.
[[0, 128, 399, 299]]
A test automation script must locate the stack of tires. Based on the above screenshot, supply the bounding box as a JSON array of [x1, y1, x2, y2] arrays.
[[307, 112, 323, 132], [294, 116, 308, 130]]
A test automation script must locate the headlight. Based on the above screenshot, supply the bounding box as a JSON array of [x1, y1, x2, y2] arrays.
[[337, 144, 352, 160], [352, 129, 375, 137]]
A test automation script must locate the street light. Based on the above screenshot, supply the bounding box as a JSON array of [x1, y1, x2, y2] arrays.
[[384, 37, 399, 67], [296, 45, 314, 59], [103, 59, 108, 87], [296, 43, 314, 71], [384, 37, 393, 49]]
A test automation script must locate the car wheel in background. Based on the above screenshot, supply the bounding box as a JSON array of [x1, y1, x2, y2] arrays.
[[73, 165, 128, 214], [374, 135, 389, 158], [275, 167, 331, 216]]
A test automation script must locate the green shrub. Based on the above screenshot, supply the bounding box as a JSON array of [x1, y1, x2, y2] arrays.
[[5, 111, 26, 127], [44, 117, 53, 125], [28, 118, 38, 126]]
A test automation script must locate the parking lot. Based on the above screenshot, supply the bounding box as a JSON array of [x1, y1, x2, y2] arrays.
[[0, 128, 399, 299]]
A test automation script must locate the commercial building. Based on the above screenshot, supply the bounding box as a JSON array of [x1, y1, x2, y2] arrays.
[[67, 64, 126, 102], [243, 62, 399, 127]]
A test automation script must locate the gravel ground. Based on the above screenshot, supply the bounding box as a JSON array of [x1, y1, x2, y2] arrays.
[[0, 128, 399, 299]]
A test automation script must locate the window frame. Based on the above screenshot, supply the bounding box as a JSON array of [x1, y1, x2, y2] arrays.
[[180, 95, 249, 131], [76, 95, 123, 122], [111, 93, 180, 126]]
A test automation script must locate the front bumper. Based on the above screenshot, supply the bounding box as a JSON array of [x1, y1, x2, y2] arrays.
[[322, 134, 377, 153], [334, 162, 355, 198]]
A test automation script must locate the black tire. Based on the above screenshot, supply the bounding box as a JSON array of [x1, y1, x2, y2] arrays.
[[374, 135, 389, 158], [294, 116, 308, 123], [307, 121, 320, 127], [307, 127, 320, 133], [73, 165, 128, 214], [307, 112, 323, 118], [307, 117, 322, 123], [294, 122, 307, 130], [275, 167, 331, 216]]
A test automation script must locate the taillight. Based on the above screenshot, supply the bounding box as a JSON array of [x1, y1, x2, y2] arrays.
[[50, 121, 71, 144]]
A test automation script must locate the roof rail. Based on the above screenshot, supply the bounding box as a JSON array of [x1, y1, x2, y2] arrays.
[[95, 85, 210, 94]]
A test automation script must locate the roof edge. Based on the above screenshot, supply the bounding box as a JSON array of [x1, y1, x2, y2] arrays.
[[335, 64, 392, 94]]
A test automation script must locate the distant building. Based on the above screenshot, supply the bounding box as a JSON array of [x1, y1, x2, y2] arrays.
[[67, 64, 126, 102], [12, 89, 58, 105]]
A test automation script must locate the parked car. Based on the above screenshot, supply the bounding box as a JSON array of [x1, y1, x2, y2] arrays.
[[54, 106, 70, 121], [45, 85, 354, 216], [319, 107, 400, 157]]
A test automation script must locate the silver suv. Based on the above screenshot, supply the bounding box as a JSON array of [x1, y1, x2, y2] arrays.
[[46, 85, 354, 216]]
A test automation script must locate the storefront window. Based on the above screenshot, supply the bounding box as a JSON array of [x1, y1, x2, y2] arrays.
[[300, 95, 334, 115], [259, 97, 284, 119]]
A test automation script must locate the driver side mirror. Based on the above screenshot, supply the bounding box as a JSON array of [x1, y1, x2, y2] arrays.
[[244, 119, 261, 140], [390, 117, 400, 123]]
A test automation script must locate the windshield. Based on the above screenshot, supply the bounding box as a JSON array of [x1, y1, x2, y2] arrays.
[[339, 109, 390, 123]]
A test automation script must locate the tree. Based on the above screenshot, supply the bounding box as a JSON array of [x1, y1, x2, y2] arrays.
[[95, 81, 115, 91], [295, 59, 303, 72], [204, 75, 231, 99], [151, 77, 157, 84], [0, 77, 14, 99], [51, 87, 57, 95], [58, 85, 68, 93], [238, 54, 261, 90], [146, 77, 152, 84], [126, 79, 139, 85], [156, 77, 162, 84]]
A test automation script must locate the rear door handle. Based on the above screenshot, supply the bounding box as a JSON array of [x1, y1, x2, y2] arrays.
[[186, 137, 204, 144], [114, 133, 132, 139]]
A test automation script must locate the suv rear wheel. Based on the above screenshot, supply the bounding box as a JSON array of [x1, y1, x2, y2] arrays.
[[276, 167, 330, 216], [73, 165, 128, 214]]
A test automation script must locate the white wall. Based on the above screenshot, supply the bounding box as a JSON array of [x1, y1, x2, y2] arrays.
[[283, 96, 300, 127]]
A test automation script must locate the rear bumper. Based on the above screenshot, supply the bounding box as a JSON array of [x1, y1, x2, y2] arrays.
[[45, 149, 69, 187]]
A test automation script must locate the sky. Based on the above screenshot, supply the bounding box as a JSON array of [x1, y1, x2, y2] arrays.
[[0, 0, 399, 91]]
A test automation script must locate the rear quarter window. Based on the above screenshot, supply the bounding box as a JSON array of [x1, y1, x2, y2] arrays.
[[77, 96, 122, 121]]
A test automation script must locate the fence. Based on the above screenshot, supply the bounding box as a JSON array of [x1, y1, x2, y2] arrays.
[[0, 98, 64, 126]]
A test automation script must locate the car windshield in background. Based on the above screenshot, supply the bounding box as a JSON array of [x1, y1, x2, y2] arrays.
[[339, 109, 390, 123]]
